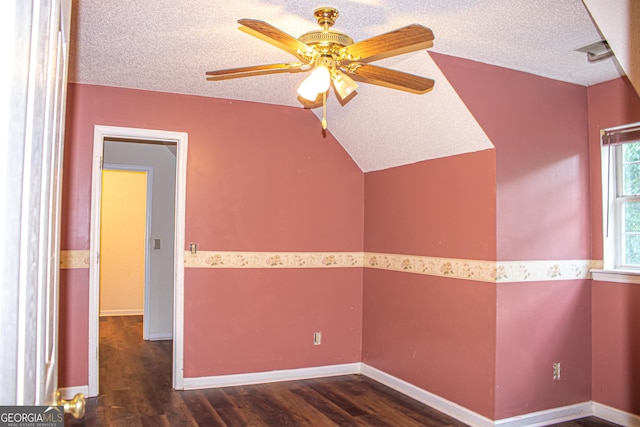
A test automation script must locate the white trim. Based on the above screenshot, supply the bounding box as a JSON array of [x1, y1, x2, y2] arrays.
[[361, 365, 596, 427], [600, 122, 640, 134], [493, 402, 592, 427], [600, 137, 640, 271], [183, 363, 361, 390], [173, 131, 188, 390], [593, 402, 640, 427], [591, 269, 640, 284], [57, 385, 89, 401], [179, 363, 640, 427], [103, 163, 154, 340], [601, 144, 616, 270], [360, 364, 494, 427], [88, 133, 103, 397], [99, 309, 144, 317], [148, 332, 173, 341], [89, 125, 187, 397]]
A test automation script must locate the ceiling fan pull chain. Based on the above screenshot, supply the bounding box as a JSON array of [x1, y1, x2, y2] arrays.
[[322, 90, 328, 130]]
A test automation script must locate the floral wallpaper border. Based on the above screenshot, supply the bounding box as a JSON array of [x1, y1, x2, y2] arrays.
[[365, 253, 602, 283], [59, 250, 90, 269], [60, 249, 602, 283], [184, 251, 363, 269], [495, 259, 602, 283]]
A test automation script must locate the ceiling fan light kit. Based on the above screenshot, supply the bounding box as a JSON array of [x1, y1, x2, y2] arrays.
[[206, 6, 435, 130], [297, 64, 331, 101], [331, 69, 358, 100]]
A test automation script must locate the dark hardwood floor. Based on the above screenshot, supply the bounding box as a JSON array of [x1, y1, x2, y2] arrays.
[[66, 316, 621, 427]]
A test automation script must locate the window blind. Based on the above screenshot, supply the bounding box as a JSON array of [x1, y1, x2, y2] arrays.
[[602, 123, 640, 145]]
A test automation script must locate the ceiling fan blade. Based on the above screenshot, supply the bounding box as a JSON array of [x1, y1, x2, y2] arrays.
[[340, 24, 434, 62], [347, 63, 434, 94], [238, 19, 314, 60], [206, 62, 306, 80]]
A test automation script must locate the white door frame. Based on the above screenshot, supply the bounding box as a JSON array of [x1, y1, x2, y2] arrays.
[[101, 164, 154, 336], [89, 125, 187, 396]]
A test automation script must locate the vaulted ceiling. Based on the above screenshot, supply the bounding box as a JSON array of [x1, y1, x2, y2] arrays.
[[69, 0, 629, 171]]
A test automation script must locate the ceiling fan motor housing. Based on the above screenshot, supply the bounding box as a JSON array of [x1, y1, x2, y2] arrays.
[[299, 7, 354, 62], [298, 30, 353, 49], [313, 7, 339, 28]]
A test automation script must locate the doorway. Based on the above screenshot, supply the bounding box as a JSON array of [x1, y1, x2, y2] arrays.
[[88, 126, 188, 396]]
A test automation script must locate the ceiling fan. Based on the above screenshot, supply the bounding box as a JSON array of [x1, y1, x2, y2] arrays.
[[206, 7, 435, 129]]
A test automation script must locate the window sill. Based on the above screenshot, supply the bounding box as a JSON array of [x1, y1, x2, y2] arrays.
[[591, 269, 640, 284]]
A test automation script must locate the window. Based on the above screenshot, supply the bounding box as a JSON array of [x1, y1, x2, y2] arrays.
[[602, 123, 640, 272]]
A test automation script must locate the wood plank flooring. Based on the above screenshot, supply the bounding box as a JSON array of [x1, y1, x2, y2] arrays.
[[66, 316, 621, 427]]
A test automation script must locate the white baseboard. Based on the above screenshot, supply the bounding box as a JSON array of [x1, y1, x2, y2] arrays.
[[58, 385, 89, 400], [593, 402, 640, 427], [360, 364, 495, 427], [147, 332, 173, 341], [183, 362, 361, 390], [361, 365, 599, 427], [99, 309, 143, 317], [494, 402, 592, 427], [145, 361, 640, 427]]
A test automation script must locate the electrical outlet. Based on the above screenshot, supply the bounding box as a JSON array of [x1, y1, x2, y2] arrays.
[[313, 331, 322, 345], [553, 362, 561, 380]]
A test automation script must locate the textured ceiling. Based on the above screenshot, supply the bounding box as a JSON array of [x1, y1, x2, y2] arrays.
[[69, 0, 625, 171]]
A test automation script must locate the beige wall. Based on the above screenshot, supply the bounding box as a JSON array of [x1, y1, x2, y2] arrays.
[[99, 170, 147, 316]]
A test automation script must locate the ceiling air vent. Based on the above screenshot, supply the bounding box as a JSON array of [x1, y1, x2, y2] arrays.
[[576, 40, 613, 62]]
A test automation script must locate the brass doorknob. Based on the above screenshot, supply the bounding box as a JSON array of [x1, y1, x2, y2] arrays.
[[55, 390, 86, 419]]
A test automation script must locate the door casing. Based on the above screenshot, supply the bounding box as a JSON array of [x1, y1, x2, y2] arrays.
[[89, 125, 188, 396]]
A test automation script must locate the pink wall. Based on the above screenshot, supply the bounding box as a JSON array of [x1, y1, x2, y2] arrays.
[[364, 150, 497, 260], [59, 67, 640, 421], [430, 53, 593, 418], [58, 269, 89, 387], [363, 150, 498, 418], [59, 83, 364, 386], [363, 271, 498, 418], [185, 269, 362, 376], [183, 99, 364, 252], [495, 281, 592, 419], [588, 77, 640, 415], [592, 281, 640, 414], [431, 52, 590, 262]]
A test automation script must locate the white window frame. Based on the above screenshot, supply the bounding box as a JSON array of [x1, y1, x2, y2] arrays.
[[595, 122, 640, 283], [613, 143, 640, 268]]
